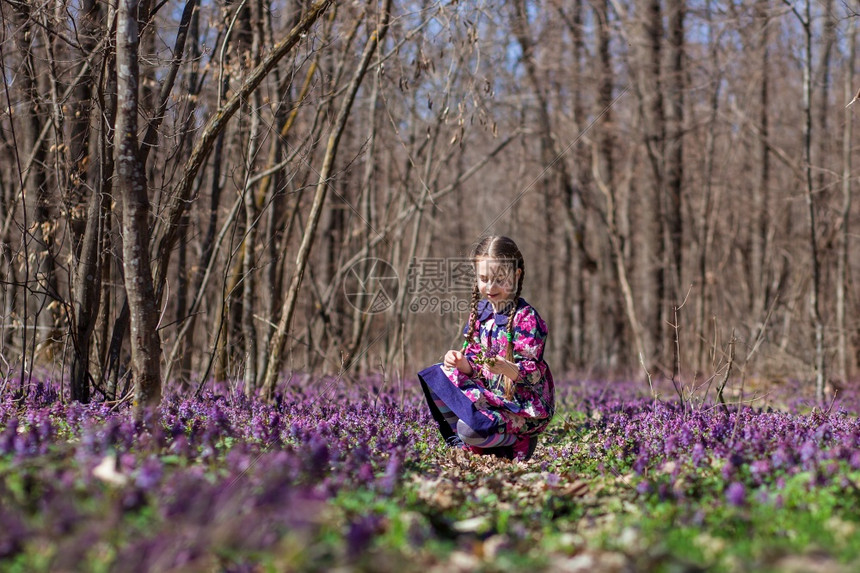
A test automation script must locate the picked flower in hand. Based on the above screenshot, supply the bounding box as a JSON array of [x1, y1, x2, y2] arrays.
[[472, 341, 503, 367]]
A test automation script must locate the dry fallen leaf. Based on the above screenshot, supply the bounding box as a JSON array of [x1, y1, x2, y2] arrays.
[[92, 455, 128, 486], [452, 515, 490, 533]]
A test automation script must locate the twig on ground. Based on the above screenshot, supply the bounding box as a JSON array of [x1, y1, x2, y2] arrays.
[[640, 352, 657, 407], [670, 285, 694, 414], [825, 389, 840, 415], [716, 333, 735, 415], [107, 389, 135, 413]]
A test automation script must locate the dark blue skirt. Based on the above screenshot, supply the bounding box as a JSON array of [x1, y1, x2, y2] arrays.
[[417, 364, 500, 437]]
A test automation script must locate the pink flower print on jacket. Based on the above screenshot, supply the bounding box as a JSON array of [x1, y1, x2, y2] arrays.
[[516, 312, 538, 334]]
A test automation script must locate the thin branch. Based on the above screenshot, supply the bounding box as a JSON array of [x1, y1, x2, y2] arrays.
[[716, 333, 736, 415], [151, 0, 335, 303]]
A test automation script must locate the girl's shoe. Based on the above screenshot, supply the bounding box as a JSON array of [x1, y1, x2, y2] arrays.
[[463, 438, 536, 460], [492, 445, 515, 460], [464, 444, 515, 459], [512, 436, 538, 461], [445, 434, 466, 448]]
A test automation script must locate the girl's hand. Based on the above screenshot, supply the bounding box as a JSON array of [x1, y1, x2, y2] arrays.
[[444, 350, 472, 374], [486, 357, 519, 381]]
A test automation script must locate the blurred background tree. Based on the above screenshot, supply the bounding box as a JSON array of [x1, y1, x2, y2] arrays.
[[0, 0, 857, 405]]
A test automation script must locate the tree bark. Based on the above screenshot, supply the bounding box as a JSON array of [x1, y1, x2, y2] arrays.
[[815, 0, 835, 197], [174, 2, 202, 386], [67, 0, 102, 402], [12, 1, 59, 368], [630, 0, 666, 368], [116, 0, 162, 411], [344, 64, 381, 373], [695, 0, 723, 375], [241, 0, 266, 395], [836, 21, 856, 384], [595, 0, 637, 372], [750, 0, 772, 328], [665, 0, 684, 307], [98, 11, 120, 400], [67, 0, 100, 254], [796, 0, 825, 403], [69, 174, 104, 403]]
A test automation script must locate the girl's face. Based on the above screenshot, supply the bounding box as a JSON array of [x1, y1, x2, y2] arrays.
[[475, 257, 520, 305]]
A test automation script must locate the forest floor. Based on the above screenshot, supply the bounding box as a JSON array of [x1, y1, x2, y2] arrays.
[[1, 375, 859, 572]]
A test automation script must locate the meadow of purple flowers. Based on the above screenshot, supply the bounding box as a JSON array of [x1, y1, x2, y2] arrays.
[[2, 375, 860, 571], [0, 376, 433, 570], [554, 380, 860, 501]]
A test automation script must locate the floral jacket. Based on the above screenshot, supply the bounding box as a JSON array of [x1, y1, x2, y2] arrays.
[[444, 297, 555, 435]]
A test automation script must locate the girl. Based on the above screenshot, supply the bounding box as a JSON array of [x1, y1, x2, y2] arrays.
[[418, 236, 554, 461]]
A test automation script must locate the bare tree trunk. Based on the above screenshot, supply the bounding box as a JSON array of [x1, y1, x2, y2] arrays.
[[12, 1, 59, 369], [750, 0, 772, 327], [344, 66, 381, 372], [384, 99, 441, 374], [696, 0, 723, 375], [67, 0, 99, 253], [200, 132, 229, 384], [795, 0, 825, 403], [70, 179, 104, 403], [631, 0, 666, 367], [593, 0, 629, 373], [262, 0, 392, 400], [593, 158, 646, 368], [241, 0, 267, 395], [569, 0, 586, 371], [175, 3, 201, 386], [262, 62, 319, 367], [213, 0, 256, 382], [1, 159, 15, 355], [382, 122, 419, 376], [815, 0, 835, 197], [665, 0, 684, 310], [252, 5, 315, 372], [116, 0, 162, 411], [241, 159, 260, 391], [99, 0, 194, 398], [98, 13, 121, 400], [168, 194, 243, 388], [837, 22, 856, 385], [68, 0, 102, 402]]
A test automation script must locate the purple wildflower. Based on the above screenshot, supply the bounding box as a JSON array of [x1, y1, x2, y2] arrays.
[[135, 457, 164, 490], [726, 482, 746, 507]]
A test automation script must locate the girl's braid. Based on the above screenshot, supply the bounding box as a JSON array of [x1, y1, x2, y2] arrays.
[[502, 266, 524, 399], [462, 284, 481, 351]]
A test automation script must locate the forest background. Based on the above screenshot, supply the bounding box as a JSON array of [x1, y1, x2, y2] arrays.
[[0, 0, 857, 409]]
